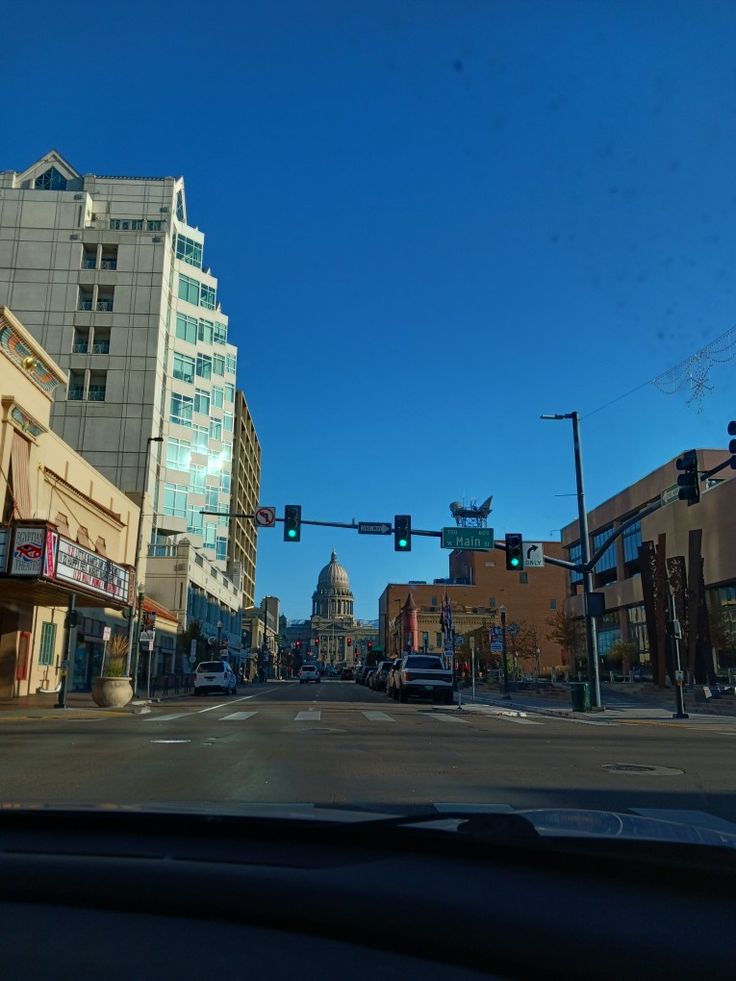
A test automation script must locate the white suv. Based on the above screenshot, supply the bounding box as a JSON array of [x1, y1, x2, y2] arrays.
[[194, 660, 237, 696], [298, 664, 320, 684]]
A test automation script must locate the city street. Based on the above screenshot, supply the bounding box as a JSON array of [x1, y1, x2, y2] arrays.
[[2, 680, 736, 827]]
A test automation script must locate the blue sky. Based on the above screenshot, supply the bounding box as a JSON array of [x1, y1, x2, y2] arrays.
[[5, 1, 736, 620]]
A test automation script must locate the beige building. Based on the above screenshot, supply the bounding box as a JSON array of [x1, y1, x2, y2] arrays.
[[561, 449, 736, 673], [0, 307, 138, 697], [228, 390, 261, 610]]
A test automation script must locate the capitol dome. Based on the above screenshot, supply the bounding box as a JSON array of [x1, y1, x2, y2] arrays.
[[312, 550, 354, 619]]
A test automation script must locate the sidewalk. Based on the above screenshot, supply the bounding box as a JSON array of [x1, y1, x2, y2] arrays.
[[453, 681, 736, 723]]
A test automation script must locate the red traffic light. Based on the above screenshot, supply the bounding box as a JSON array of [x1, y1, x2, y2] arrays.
[[314, 638, 320, 646], [347, 637, 352, 646], [295, 640, 302, 648]]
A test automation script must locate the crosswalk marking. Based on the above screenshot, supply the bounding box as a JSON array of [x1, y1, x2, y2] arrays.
[[362, 711, 395, 722], [218, 711, 258, 722], [143, 713, 186, 723], [428, 713, 472, 725], [501, 716, 543, 726], [295, 710, 321, 722]]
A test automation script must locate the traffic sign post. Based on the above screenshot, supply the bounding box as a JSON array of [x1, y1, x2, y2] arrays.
[[254, 506, 276, 527], [523, 543, 544, 568], [441, 527, 494, 550], [358, 522, 391, 535]]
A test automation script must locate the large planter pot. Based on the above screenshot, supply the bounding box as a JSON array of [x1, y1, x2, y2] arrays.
[[92, 676, 134, 708]]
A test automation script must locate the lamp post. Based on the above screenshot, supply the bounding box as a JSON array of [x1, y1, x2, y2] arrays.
[[126, 435, 163, 681], [540, 412, 601, 708], [217, 619, 223, 657]]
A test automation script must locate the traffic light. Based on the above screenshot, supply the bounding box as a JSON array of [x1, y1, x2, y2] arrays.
[[347, 637, 352, 647], [505, 533, 524, 571], [367, 642, 373, 651], [676, 450, 699, 505], [729, 421, 736, 467], [314, 637, 320, 648], [295, 639, 302, 650], [394, 514, 411, 552], [283, 504, 301, 541]]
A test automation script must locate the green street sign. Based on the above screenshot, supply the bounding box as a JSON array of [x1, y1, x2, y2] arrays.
[[441, 527, 495, 551]]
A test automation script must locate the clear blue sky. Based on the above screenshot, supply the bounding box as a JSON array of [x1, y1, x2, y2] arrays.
[[5, 1, 736, 620]]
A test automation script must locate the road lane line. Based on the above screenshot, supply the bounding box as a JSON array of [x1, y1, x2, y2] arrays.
[[197, 694, 254, 714], [427, 713, 472, 725], [143, 713, 187, 723], [362, 711, 395, 722], [218, 711, 258, 722], [295, 711, 321, 721]]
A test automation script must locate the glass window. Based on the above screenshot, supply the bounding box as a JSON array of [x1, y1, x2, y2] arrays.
[[198, 319, 214, 345], [200, 283, 216, 309], [175, 233, 203, 268], [212, 386, 224, 409], [196, 353, 212, 379], [213, 354, 225, 376], [194, 389, 210, 415], [218, 513, 229, 529], [225, 354, 236, 375], [597, 612, 622, 657], [39, 622, 57, 666], [163, 483, 187, 519], [206, 487, 219, 510], [176, 189, 185, 222], [175, 313, 197, 344], [178, 274, 199, 305], [166, 438, 191, 471], [192, 424, 209, 452], [216, 538, 228, 560], [147, 220, 163, 231], [519, 572, 528, 585], [593, 527, 617, 587], [213, 322, 227, 344], [35, 167, 67, 190], [186, 506, 203, 535], [204, 523, 216, 547], [550, 598, 557, 610], [189, 464, 206, 493], [170, 392, 193, 426], [225, 383, 235, 403], [223, 411, 234, 433], [623, 520, 642, 569], [221, 472, 231, 493], [210, 418, 223, 441], [173, 353, 195, 384], [568, 542, 583, 587], [626, 605, 650, 663]]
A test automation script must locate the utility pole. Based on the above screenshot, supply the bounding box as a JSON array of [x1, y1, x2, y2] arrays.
[[55, 595, 77, 709], [541, 412, 602, 708], [667, 583, 689, 719], [501, 607, 510, 699]]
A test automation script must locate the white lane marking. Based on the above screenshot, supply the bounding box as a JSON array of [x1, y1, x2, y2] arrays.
[[295, 711, 321, 721], [428, 713, 472, 725], [150, 739, 191, 744], [143, 713, 187, 723], [362, 711, 395, 722], [197, 694, 254, 714], [218, 711, 258, 722], [499, 716, 543, 726]]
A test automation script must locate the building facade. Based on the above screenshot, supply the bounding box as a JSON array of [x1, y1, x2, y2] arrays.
[[228, 390, 260, 610], [561, 449, 736, 674], [0, 307, 138, 696], [378, 541, 569, 672], [0, 150, 249, 655]]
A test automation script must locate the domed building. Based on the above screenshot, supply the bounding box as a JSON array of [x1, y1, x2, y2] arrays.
[[312, 550, 354, 620], [283, 550, 379, 667]]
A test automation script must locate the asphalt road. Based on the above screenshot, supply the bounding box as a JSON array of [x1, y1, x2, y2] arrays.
[[2, 680, 736, 826]]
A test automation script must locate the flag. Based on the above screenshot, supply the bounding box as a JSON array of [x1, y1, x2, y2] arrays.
[[441, 592, 453, 648]]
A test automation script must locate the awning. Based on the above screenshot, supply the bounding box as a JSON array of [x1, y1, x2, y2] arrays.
[[10, 431, 31, 519]]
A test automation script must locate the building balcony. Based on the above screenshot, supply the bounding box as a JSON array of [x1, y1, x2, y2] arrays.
[[88, 386, 106, 401], [72, 340, 88, 354], [96, 300, 113, 312], [77, 299, 93, 312]]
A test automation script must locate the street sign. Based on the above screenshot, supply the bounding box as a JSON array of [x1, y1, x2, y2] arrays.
[[254, 506, 276, 527], [491, 641, 503, 653], [441, 527, 494, 551], [508, 623, 520, 637], [660, 483, 679, 506], [190, 639, 198, 659], [358, 522, 392, 535], [102, 626, 111, 642], [523, 543, 544, 568]]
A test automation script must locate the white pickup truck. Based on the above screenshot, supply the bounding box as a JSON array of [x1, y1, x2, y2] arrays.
[[393, 654, 454, 705]]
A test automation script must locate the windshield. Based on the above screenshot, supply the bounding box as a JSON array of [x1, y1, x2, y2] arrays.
[[2, 2, 736, 851]]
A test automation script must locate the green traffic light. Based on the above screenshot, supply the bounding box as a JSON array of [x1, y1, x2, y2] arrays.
[[399, 538, 407, 548], [288, 528, 297, 538], [510, 556, 520, 567]]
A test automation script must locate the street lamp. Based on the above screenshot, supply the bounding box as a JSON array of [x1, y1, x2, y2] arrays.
[[126, 435, 164, 681], [540, 412, 601, 708], [217, 620, 223, 656]]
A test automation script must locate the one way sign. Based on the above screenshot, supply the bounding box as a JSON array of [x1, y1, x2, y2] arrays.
[[523, 542, 545, 569]]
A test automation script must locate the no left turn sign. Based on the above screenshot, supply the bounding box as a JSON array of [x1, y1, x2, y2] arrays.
[[254, 506, 276, 527]]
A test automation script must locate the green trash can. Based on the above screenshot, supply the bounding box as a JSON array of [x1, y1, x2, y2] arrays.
[[570, 682, 590, 712]]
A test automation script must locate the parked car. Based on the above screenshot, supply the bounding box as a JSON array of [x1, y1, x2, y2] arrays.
[[369, 660, 393, 692], [393, 654, 453, 704], [298, 663, 320, 684], [356, 664, 373, 685], [194, 660, 237, 696], [341, 667, 353, 680], [385, 659, 404, 699]]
